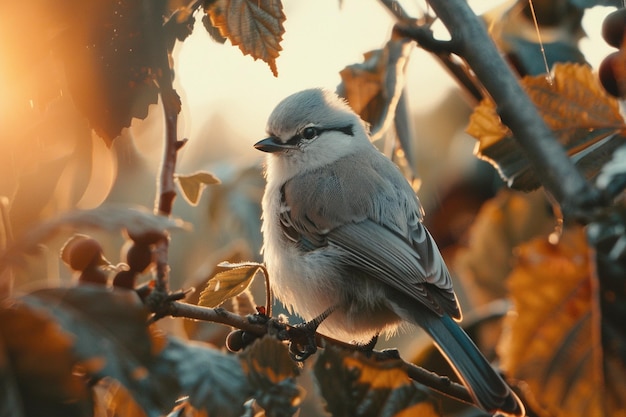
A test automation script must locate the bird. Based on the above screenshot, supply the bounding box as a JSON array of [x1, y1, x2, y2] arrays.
[[254, 88, 524, 416]]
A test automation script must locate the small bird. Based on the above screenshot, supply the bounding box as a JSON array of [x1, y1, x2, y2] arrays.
[[254, 88, 524, 416]]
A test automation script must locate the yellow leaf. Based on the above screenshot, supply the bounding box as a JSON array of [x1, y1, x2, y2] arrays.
[[498, 227, 604, 417], [466, 63, 626, 190], [175, 171, 220, 206], [468, 63, 625, 148], [206, 0, 285, 77], [197, 263, 262, 308]]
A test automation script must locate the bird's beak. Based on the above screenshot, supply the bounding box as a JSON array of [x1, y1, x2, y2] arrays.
[[254, 136, 296, 153]]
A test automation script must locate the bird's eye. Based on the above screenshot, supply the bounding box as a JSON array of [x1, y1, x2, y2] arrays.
[[301, 127, 318, 140]]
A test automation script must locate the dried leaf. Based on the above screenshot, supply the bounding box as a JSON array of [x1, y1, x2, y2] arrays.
[[93, 378, 148, 417], [497, 227, 605, 416], [313, 345, 440, 417], [198, 262, 263, 308], [466, 63, 626, 190], [175, 171, 221, 206], [206, 0, 286, 77], [239, 336, 301, 416]]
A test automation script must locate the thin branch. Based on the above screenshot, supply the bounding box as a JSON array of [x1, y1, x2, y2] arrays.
[[167, 300, 476, 407], [425, 0, 605, 217]]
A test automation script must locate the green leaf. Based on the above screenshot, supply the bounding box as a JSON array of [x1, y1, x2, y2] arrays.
[[175, 171, 221, 206], [198, 262, 263, 308], [239, 336, 301, 417], [313, 345, 440, 417]]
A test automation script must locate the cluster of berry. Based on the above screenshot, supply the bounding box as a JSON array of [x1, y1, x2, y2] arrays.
[[600, 8, 626, 98]]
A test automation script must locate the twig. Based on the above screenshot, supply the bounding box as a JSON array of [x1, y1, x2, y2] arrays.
[[425, 0, 605, 217], [166, 300, 475, 406]]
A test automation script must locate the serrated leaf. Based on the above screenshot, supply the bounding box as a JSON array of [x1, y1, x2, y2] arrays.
[[206, 0, 285, 77], [158, 337, 252, 417], [466, 63, 626, 191], [175, 171, 221, 206], [198, 263, 262, 308], [313, 345, 439, 417], [239, 336, 301, 417], [497, 227, 610, 417]]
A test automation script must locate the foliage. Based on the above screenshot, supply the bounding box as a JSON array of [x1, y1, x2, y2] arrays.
[[1, 0, 626, 416]]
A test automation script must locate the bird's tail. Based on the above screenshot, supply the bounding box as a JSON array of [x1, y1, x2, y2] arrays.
[[420, 313, 525, 416]]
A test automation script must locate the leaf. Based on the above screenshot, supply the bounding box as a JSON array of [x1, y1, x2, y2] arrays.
[[239, 336, 301, 417], [198, 262, 264, 308], [57, 0, 168, 143], [0, 205, 189, 271], [587, 210, 626, 414], [0, 299, 90, 416], [205, 0, 286, 77], [157, 337, 252, 417], [466, 63, 626, 191], [338, 38, 413, 139], [93, 378, 148, 417], [454, 189, 555, 302], [175, 171, 221, 206], [497, 227, 607, 417], [19, 287, 182, 415], [313, 345, 440, 417]]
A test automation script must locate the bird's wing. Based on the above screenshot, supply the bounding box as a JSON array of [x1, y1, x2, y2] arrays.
[[280, 151, 460, 319], [328, 220, 460, 318]]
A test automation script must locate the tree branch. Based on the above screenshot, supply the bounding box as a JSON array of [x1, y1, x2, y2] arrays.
[[167, 300, 476, 408], [425, 0, 605, 217]]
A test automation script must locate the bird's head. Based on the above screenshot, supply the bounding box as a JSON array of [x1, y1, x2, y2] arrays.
[[254, 89, 369, 179]]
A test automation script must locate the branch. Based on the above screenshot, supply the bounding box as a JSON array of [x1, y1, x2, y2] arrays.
[[424, 0, 604, 217], [167, 300, 476, 407]]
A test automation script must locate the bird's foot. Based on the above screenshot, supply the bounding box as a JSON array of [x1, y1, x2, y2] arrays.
[[287, 306, 335, 361]]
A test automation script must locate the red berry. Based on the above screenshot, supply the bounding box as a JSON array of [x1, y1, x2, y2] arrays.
[[602, 8, 626, 48]]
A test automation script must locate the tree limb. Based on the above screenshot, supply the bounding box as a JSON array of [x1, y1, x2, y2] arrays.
[[425, 0, 605, 217]]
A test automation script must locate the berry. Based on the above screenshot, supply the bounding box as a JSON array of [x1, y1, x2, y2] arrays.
[[79, 266, 109, 285], [113, 270, 137, 289], [61, 234, 105, 271], [225, 330, 259, 352], [602, 8, 626, 48], [125, 242, 153, 273], [599, 51, 622, 97]]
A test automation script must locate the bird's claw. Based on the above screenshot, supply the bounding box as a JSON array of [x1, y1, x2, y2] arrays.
[[287, 322, 319, 361]]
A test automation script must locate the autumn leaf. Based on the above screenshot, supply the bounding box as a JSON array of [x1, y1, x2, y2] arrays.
[[466, 63, 626, 190], [175, 171, 221, 206], [497, 227, 607, 417], [205, 0, 286, 77], [198, 262, 264, 308], [239, 336, 301, 416], [313, 345, 440, 417]]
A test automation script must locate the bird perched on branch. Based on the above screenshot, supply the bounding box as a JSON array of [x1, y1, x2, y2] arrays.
[[254, 88, 524, 416]]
